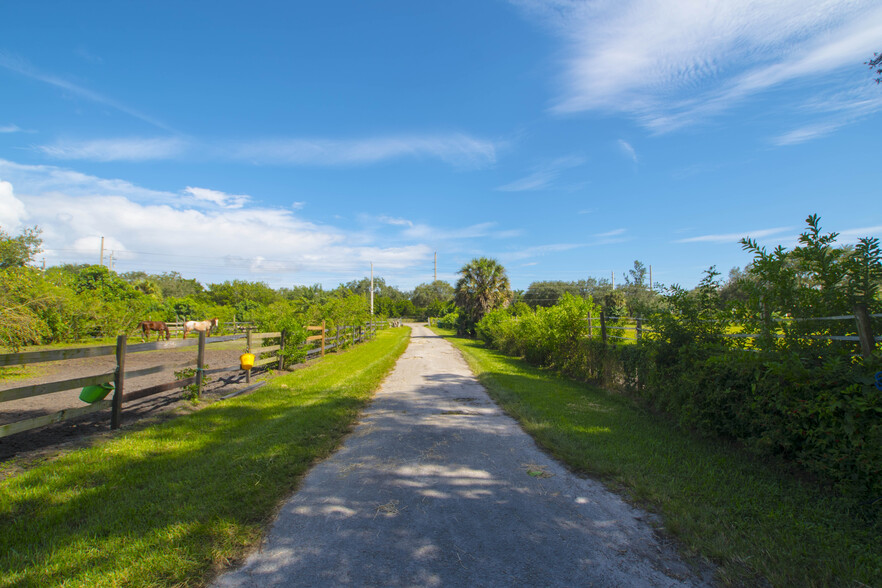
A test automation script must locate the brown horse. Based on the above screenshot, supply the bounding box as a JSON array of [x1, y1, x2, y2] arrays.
[[183, 317, 219, 338], [138, 320, 170, 341]]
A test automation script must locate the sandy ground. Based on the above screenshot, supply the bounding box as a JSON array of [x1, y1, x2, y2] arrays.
[[0, 341, 260, 464], [213, 324, 713, 587]]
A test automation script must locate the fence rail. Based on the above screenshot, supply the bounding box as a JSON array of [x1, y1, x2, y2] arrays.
[[585, 310, 880, 355], [0, 318, 391, 440]]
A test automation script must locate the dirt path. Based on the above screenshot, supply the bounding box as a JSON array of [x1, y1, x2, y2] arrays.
[[0, 342, 261, 464], [213, 324, 712, 587]]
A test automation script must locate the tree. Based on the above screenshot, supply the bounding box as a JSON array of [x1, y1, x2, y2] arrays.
[[622, 260, 658, 316], [868, 52, 882, 84], [204, 280, 279, 306], [454, 257, 511, 335], [0, 226, 42, 269], [411, 280, 454, 309]]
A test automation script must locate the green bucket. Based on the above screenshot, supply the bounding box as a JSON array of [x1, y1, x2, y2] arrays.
[[79, 382, 114, 403]]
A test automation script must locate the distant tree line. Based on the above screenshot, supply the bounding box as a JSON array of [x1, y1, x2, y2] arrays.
[[0, 226, 455, 350]]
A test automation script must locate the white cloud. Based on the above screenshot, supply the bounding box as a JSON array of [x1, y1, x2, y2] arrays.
[[0, 180, 27, 230], [0, 158, 179, 204], [0, 160, 444, 286], [617, 140, 638, 163], [38, 137, 188, 162], [184, 187, 250, 209], [515, 0, 882, 132], [232, 133, 498, 168], [675, 226, 792, 244], [0, 124, 23, 133]]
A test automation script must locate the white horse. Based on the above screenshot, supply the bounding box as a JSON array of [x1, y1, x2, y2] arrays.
[[183, 317, 219, 338]]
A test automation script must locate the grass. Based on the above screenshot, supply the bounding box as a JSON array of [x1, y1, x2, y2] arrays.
[[0, 365, 39, 383], [0, 326, 410, 587], [432, 327, 882, 587]]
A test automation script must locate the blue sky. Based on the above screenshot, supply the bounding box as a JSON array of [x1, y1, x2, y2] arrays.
[[1, 1, 880, 291]]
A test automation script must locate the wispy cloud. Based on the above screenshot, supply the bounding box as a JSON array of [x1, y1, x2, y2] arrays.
[[838, 225, 882, 241], [496, 155, 584, 192], [38, 137, 188, 161], [515, 0, 882, 133], [594, 228, 626, 238], [232, 134, 498, 168], [772, 86, 882, 145], [499, 242, 584, 261], [0, 124, 24, 133], [0, 52, 175, 132], [617, 140, 638, 163], [402, 221, 520, 242], [184, 187, 250, 209], [675, 226, 792, 244], [379, 216, 415, 227], [32, 132, 499, 168], [773, 123, 843, 146], [592, 228, 629, 245]]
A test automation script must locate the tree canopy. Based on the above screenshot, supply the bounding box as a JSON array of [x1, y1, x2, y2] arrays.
[[0, 226, 42, 269], [454, 257, 511, 335]]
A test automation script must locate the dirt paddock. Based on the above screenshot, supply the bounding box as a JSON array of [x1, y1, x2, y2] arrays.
[[0, 344, 274, 468]]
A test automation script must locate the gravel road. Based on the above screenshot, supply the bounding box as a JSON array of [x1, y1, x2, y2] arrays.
[[213, 324, 712, 587]]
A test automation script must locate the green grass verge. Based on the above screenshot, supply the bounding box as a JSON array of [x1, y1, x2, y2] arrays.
[[433, 327, 881, 587], [0, 327, 410, 587]]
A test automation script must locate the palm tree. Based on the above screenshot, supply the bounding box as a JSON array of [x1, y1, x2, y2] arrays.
[[454, 257, 511, 335]]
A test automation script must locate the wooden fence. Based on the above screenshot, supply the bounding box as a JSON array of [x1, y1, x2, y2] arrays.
[[586, 310, 881, 357], [0, 319, 389, 440]]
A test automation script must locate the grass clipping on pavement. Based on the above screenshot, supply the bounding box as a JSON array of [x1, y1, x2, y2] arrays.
[[0, 327, 410, 588], [433, 327, 881, 587]]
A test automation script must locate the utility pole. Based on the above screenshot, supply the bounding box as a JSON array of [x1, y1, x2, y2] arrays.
[[109, 251, 114, 271], [370, 262, 374, 316], [649, 265, 653, 292], [99, 236, 105, 267], [41, 258, 45, 272], [434, 251, 437, 282], [611, 270, 615, 289]]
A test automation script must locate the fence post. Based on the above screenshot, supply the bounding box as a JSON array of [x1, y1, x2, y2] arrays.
[[636, 317, 642, 340], [600, 312, 607, 344], [587, 310, 593, 339], [279, 328, 287, 371], [246, 327, 252, 384], [854, 303, 876, 358], [111, 334, 126, 429], [321, 320, 326, 357], [196, 331, 206, 397]]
